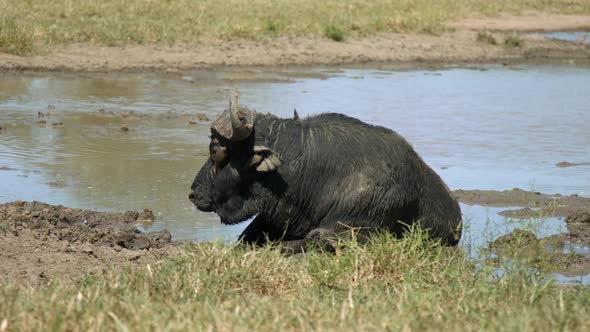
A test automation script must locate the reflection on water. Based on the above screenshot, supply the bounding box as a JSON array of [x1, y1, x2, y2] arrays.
[[544, 31, 590, 44], [1, 65, 589, 247], [555, 273, 590, 286]]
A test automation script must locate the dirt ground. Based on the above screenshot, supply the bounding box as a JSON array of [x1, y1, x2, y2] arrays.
[[1, 13, 589, 72], [0, 201, 181, 285]]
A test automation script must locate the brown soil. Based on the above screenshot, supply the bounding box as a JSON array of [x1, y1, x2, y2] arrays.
[[452, 188, 590, 219], [1, 13, 590, 72], [0, 201, 181, 285]]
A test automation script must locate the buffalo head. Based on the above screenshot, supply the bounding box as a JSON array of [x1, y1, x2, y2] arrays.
[[189, 86, 282, 225]]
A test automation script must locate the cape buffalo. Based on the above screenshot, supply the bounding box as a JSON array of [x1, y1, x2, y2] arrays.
[[190, 87, 462, 252]]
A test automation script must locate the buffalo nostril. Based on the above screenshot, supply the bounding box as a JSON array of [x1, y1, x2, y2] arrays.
[[189, 192, 195, 200]]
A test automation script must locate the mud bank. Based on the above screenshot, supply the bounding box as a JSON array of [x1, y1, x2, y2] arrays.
[[487, 214, 590, 278], [0, 201, 181, 285], [452, 189, 590, 219], [1, 29, 589, 72], [456, 188, 590, 276]]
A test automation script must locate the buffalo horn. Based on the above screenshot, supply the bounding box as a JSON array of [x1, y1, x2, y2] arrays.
[[228, 84, 254, 141], [211, 84, 255, 141]]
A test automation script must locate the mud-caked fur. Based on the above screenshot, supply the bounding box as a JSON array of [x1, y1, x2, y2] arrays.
[[190, 112, 462, 253]]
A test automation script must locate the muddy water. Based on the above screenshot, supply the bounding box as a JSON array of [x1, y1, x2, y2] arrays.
[[1, 66, 589, 251]]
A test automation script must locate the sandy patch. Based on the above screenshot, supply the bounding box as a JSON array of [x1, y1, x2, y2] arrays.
[[453, 13, 590, 32]]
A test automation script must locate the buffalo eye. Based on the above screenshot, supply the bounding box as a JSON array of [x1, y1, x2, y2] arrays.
[[209, 139, 228, 174]]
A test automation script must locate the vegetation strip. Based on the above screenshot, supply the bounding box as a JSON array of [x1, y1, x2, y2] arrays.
[[2, 229, 590, 330], [2, 0, 590, 55]]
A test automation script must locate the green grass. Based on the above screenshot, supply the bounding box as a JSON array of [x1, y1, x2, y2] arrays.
[[263, 19, 280, 35], [1, 0, 590, 55], [2, 229, 590, 331], [324, 25, 345, 42]]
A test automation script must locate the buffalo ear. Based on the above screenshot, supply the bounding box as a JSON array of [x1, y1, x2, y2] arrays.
[[249, 145, 281, 172]]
